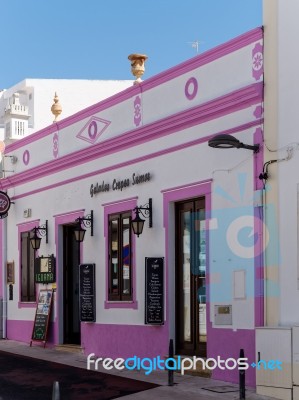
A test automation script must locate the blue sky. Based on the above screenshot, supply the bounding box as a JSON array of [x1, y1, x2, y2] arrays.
[[1, 0, 262, 89]]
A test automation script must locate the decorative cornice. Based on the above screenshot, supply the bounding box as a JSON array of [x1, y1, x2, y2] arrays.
[[5, 28, 263, 153], [0, 82, 263, 192], [142, 27, 263, 91], [10, 118, 262, 201]]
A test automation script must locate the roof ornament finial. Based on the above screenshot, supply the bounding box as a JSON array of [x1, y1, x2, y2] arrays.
[[128, 54, 148, 85], [51, 92, 62, 122]]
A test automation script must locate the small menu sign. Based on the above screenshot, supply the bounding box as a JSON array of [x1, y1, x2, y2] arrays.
[[31, 289, 53, 347], [35, 255, 56, 284], [145, 257, 164, 325], [79, 264, 96, 322]]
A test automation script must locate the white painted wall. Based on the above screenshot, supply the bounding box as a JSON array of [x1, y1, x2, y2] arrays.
[[264, 0, 299, 325]]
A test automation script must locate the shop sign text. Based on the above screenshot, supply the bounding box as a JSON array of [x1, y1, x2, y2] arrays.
[[90, 172, 151, 197]]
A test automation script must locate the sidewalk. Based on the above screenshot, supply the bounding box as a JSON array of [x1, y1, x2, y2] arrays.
[[0, 339, 276, 400]]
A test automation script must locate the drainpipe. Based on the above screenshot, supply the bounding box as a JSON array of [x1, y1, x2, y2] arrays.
[[2, 217, 7, 339], [262, 187, 267, 326]]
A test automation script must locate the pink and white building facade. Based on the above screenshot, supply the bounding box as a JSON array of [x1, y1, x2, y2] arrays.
[[0, 28, 264, 387]]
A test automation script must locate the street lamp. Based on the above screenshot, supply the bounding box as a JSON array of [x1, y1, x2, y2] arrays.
[[74, 211, 93, 242], [131, 199, 152, 237], [208, 134, 259, 152], [30, 221, 48, 250]]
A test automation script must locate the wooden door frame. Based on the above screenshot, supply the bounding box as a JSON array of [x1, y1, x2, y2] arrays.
[[62, 224, 81, 344], [175, 197, 206, 357]]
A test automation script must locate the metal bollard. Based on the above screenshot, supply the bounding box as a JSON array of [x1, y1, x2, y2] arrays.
[[52, 381, 60, 400], [168, 339, 174, 386], [239, 349, 245, 400]]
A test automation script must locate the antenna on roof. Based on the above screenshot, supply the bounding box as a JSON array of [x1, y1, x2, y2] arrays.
[[187, 40, 204, 54]]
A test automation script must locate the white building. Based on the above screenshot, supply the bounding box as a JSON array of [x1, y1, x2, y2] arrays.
[[0, 30, 263, 388], [254, 1, 299, 399]]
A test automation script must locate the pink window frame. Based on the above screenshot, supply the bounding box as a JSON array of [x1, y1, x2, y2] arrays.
[[17, 219, 40, 308], [53, 209, 85, 343], [103, 197, 138, 309], [162, 179, 212, 324]]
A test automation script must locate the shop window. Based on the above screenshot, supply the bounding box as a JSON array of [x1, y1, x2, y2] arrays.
[[20, 231, 36, 302], [108, 212, 132, 301]]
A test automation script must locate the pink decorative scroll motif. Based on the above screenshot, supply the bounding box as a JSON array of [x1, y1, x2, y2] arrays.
[[253, 105, 263, 119], [252, 42, 263, 81], [134, 96, 142, 127], [53, 132, 59, 159]]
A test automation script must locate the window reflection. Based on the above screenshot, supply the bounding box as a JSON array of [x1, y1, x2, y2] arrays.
[[109, 213, 132, 301], [122, 217, 130, 294]]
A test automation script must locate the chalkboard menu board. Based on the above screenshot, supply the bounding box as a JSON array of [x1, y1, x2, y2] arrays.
[[30, 289, 53, 347], [145, 257, 164, 325], [79, 264, 96, 322]]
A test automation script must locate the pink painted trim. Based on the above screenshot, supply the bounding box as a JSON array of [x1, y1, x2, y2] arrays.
[[161, 179, 212, 194], [17, 220, 40, 308], [209, 328, 256, 386], [10, 118, 261, 201], [54, 210, 85, 344], [162, 181, 212, 327], [7, 319, 56, 345], [18, 302, 37, 309], [5, 28, 262, 154], [2, 82, 263, 194], [55, 211, 85, 240], [10, 119, 262, 202], [142, 28, 262, 92], [103, 198, 138, 309], [104, 301, 137, 309], [101, 196, 138, 207], [53, 209, 85, 219], [5, 82, 262, 188], [163, 181, 212, 227], [16, 219, 40, 228], [7, 320, 36, 343], [81, 323, 168, 360]]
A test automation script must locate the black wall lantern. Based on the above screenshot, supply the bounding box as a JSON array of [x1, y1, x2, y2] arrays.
[[131, 199, 152, 237], [208, 134, 259, 153], [30, 221, 48, 250], [74, 211, 93, 242]]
